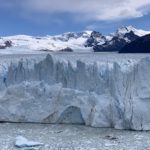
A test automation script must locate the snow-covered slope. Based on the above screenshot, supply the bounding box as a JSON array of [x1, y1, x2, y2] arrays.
[[0, 53, 150, 130], [0, 26, 150, 54], [115, 26, 150, 37], [0, 31, 93, 54]]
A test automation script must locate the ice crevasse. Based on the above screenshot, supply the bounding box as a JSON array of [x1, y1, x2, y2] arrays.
[[0, 54, 150, 130]]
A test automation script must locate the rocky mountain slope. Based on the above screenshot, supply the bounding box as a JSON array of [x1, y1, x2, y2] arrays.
[[119, 34, 150, 53]]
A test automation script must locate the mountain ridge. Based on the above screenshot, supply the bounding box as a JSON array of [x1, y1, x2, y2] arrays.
[[0, 26, 150, 54]]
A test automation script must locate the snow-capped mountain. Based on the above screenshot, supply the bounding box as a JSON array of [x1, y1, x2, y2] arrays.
[[84, 31, 106, 47], [93, 26, 150, 52], [0, 26, 150, 54], [0, 31, 93, 54], [115, 25, 150, 37]]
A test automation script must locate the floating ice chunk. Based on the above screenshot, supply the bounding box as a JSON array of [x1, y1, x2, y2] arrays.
[[15, 136, 43, 148]]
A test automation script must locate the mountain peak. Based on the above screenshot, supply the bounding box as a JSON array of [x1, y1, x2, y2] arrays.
[[116, 25, 150, 37], [117, 26, 132, 34], [52, 31, 92, 42]]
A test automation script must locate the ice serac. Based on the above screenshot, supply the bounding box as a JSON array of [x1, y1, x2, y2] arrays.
[[0, 54, 150, 130]]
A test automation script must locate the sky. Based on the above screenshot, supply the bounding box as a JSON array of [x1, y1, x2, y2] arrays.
[[0, 0, 150, 36]]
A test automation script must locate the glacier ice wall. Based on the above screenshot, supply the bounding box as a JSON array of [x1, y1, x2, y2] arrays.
[[0, 54, 150, 130]]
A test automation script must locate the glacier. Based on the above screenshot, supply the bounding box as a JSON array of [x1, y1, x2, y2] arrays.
[[0, 53, 150, 130]]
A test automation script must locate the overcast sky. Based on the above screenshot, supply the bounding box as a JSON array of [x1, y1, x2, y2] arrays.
[[0, 0, 150, 36]]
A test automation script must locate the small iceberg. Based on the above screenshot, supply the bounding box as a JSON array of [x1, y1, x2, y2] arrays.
[[15, 136, 43, 149]]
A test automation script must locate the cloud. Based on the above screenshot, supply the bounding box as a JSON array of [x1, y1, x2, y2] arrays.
[[1, 0, 150, 21], [86, 24, 99, 30]]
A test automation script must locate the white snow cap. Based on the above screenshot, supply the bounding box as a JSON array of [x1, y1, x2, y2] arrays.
[[116, 25, 150, 36]]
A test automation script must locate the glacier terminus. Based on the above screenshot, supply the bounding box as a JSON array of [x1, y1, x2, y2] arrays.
[[0, 53, 150, 131]]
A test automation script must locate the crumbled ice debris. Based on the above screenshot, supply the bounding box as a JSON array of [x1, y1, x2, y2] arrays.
[[15, 136, 43, 148], [21, 147, 39, 150], [104, 135, 118, 140]]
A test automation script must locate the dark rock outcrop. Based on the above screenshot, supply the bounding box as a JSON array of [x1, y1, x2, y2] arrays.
[[0, 40, 12, 49], [60, 47, 73, 52]]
